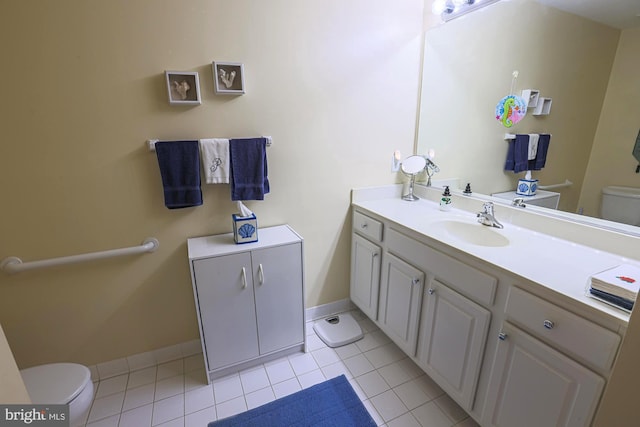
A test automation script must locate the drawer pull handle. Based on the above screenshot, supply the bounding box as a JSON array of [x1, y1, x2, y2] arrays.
[[373, 253, 379, 258], [241, 267, 247, 289], [498, 332, 508, 341], [543, 320, 554, 330], [258, 264, 265, 285], [412, 278, 420, 285], [361, 223, 368, 229], [428, 288, 435, 295]]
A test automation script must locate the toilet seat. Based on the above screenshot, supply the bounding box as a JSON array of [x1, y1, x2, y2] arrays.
[[20, 363, 91, 404]]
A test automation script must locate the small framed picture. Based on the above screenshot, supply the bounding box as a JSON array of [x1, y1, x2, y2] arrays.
[[165, 71, 201, 105], [212, 62, 245, 95]]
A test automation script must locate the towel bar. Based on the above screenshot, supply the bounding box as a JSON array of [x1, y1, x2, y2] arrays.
[[1, 238, 159, 274], [147, 137, 272, 151], [504, 133, 553, 140]]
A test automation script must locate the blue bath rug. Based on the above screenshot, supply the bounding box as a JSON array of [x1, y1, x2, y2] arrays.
[[208, 374, 376, 427]]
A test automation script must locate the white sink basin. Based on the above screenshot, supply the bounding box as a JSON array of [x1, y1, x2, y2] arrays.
[[434, 220, 510, 247]]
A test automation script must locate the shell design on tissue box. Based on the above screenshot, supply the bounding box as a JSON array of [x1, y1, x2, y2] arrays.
[[233, 214, 258, 244], [516, 178, 538, 196]]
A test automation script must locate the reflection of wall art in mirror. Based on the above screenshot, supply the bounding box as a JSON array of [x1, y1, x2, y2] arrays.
[[212, 62, 245, 95], [165, 71, 202, 105]]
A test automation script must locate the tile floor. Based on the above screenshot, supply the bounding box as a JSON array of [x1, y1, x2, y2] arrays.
[[79, 311, 479, 427]]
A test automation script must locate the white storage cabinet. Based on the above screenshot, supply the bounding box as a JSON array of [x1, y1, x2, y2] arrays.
[[188, 225, 305, 382]]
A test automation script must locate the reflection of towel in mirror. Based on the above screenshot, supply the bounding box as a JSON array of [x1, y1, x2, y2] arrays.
[[155, 141, 203, 209], [527, 134, 539, 160], [530, 134, 551, 170], [505, 134, 530, 173], [229, 138, 269, 201], [199, 138, 230, 184]]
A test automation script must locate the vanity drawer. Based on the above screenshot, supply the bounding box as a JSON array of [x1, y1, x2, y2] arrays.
[[386, 228, 496, 306], [505, 287, 621, 372], [353, 211, 383, 242]]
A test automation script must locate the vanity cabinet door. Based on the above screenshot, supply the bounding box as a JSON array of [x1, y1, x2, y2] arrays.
[[483, 323, 604, 427], [350, 233, 382, 320], [192, 253, 259, 371], [378, 252, 425, 356], [252, 243, 304, 355], [416, 280, 490, 410]]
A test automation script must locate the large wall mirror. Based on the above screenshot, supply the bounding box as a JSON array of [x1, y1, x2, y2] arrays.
[[417, 0, 640, 233]]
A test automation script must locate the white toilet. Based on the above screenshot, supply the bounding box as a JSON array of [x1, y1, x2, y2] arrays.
[[601, 186, 640, 226], [20, 363, 94, 425]]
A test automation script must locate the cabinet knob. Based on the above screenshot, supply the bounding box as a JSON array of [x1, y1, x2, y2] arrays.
[[498, 332, 508, 341], [372, 253, 379, 258], [543, 320, 555, 330], [412, 278, 420, 285], [428, 288, 435, 295]]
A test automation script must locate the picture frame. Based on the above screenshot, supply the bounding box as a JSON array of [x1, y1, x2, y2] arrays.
[[165, 71, 201, 105], [212, 62, 245, 95]]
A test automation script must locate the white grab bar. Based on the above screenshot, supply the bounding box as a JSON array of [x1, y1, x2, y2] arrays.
[[1, 238, 159, 274], [538, 179, 573, 190]]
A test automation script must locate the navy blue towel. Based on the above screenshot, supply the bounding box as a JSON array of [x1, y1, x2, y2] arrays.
[[229, 138, 269, 201], [531, 133, 551, 170], [155, 141, 203, 209], [504, 134, 530, 173]]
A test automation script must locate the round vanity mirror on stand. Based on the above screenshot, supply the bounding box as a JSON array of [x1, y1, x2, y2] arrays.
[[401, 155, 427, 201]]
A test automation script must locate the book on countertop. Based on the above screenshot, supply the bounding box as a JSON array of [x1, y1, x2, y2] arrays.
[[590, 264, 640, 302], [589, 287, 634, 312]]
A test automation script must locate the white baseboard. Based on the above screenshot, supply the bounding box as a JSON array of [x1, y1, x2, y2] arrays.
[[305, 298, 355, 322], [90, 299, 356, 382]]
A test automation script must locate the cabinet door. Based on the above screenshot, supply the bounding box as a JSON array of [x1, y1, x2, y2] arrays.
[[483, 324, 605, 427], [192, 253, 259, 370], [416, 280, 490, 410], [350, 234, 382, 320], [378, 253, 424, 356], [252, 243, 304, 355]]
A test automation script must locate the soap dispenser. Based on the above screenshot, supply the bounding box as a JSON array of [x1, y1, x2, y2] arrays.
[[440, 186, 452, 211]]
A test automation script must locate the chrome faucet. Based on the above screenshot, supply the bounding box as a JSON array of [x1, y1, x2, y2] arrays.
[[512, 197, 527, 208], [477, 202, 504, 229]]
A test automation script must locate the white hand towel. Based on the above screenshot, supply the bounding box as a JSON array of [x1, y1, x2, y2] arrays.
[[199, 138, 230, 184], [527, 134, 540, 160]]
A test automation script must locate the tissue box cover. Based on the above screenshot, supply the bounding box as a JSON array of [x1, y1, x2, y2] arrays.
[[516, 179, 538, 196], [232, 214, 258, 244]]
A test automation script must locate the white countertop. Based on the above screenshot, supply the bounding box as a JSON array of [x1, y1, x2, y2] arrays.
[[352, 187, 635, 324]]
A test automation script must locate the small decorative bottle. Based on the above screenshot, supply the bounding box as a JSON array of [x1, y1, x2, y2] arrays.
[[440, 186, 452, 211]]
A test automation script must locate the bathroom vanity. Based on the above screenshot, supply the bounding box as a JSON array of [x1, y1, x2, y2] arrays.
[[187, 225, 306, 382], [350, 185, 631, 427]]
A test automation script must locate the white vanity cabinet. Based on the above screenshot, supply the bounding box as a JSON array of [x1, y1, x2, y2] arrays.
[[482, 286, 620, 427], [349, 199, 625, 426], [483, 323, 604, 427], [188, 225, 305, 382], [350, 211, 383, 320], [377, 252, 425, 355], [385, 226, 495, 411], [417, 280, 490, 410]]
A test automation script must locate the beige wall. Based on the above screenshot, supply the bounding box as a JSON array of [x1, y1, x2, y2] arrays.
[[579, 28, 640, 217], [417, 0, 619, 214], [0, 0, 424, 369]]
